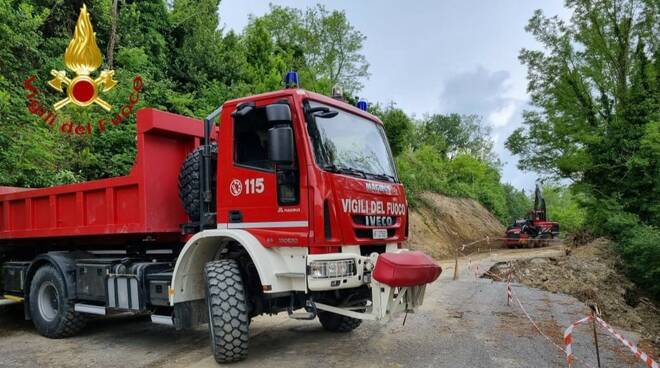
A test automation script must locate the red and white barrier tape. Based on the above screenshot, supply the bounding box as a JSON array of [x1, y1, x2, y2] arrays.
[[595, 317, 659, 368], [511, 287, 595, 368], [563, 315, 594, 366], [458, 235, 563, 256], [563, 315, 659, 368]]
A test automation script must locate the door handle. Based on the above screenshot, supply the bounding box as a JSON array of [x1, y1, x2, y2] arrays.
[[228, 210, 243, 223]]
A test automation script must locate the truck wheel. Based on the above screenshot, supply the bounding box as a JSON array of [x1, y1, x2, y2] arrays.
[[28, 265, 86, 338], [178, 143, 218, 220], [204, 259, 249, 363], [318, 311, 362, 333]]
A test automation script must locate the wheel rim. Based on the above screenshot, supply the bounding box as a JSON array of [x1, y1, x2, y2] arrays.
[[37, 281, 59, 322]]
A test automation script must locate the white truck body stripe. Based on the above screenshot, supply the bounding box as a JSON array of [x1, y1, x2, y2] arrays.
[[217, 221, 309, 229]]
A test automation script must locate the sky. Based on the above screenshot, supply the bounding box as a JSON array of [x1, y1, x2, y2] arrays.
[[218, 0, 571, 192]]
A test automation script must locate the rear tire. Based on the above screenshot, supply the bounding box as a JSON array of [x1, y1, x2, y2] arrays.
[[28, 265, 86, 338], [318, 311, 362, 333], [204, 259, 249, 363]]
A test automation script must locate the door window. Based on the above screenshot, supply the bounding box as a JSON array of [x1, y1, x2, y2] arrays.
[[233, 107, 273, 171], [232, 103, 299, 205]]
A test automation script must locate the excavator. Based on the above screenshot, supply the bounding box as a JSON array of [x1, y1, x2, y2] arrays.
[[505, 184, 560, 248]]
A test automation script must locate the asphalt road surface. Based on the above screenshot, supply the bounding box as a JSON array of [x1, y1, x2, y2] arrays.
[[0, 246, 648, 367]]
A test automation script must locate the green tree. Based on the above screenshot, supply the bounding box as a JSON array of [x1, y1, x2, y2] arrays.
[[0, 1, 374, 187], [0, 0, 73, 187], [419, 113, 496, 162], [241, 17, 290, 94], [506, 0, 658, 221], [257, 4, 370, 94], [506, 0, 659, 297], [371, 104, 414, 156], [502, 184, 531, 223]]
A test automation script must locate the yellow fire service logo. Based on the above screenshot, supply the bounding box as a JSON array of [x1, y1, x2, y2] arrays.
[[23, 4, 143, 135], [48, 4, 117, 111]]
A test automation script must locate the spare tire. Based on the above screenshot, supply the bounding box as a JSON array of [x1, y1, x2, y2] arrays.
[[178, 143, 218, 220]]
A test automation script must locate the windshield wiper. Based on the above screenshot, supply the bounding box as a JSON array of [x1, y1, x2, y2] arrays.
[[323, 164, 396, 182], [364, 172, 397, 183], [322, 164, 367, 179]]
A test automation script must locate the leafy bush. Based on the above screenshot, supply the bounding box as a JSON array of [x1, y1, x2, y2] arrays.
[[619, 225, 660, 299], [582, 196, 660, 299], [445, 154, 508, 221], [396, 145, 449, 204]]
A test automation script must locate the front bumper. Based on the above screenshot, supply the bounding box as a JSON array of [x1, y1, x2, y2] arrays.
[[306, 249, 441, 322]]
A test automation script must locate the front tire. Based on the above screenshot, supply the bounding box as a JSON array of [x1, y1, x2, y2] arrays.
[[28, 265, 86, 338], [204, 259, 249, 363]]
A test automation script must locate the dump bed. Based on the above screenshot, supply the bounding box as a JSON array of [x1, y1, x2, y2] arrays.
[[0, 109, 205, 243]]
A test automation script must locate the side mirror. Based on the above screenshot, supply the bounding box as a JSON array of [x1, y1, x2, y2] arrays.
[[266, 103, 292, 125], [268, 125, 294, 165]]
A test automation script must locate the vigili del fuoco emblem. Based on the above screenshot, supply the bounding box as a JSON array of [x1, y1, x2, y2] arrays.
[[48, 4, 117, 111]]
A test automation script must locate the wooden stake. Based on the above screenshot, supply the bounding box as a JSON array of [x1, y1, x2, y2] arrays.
[[590, 305, 602, 368], [453, 245, 459, 280]]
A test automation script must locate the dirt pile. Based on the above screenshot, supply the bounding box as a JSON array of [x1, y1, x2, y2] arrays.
[[407, 192, 505, 259], [489, 238, 659, 352]]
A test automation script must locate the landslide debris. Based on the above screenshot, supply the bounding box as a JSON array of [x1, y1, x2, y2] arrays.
[[488, 238, 659, 353], [408, 192, 505, 259]]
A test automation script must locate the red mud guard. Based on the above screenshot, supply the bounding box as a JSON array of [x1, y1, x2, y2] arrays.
[[372, 251, 442, 287]]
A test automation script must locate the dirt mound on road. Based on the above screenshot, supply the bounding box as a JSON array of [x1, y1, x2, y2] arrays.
[[489, 238, 659, 353], [407, 192, 505, 259]]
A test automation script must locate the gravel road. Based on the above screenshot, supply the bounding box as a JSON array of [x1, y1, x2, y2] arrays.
[[0, 246, 649, 367]]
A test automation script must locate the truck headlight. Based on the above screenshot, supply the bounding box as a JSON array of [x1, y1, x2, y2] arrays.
[[309, 259, 356, 279]]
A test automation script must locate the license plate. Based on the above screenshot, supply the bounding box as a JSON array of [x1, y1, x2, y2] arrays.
[[372, 228, 388, 239]]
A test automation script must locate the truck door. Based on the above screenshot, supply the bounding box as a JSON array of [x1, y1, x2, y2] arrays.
[[217, 96, 310, 248]]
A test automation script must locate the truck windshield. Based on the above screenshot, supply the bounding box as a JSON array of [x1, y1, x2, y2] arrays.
[[306, 100, 397, 182]]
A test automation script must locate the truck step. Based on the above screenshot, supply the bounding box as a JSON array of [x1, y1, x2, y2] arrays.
[[74, 303, 107, 315], [0, 295, 23, 306], [151, 314, 173, 326], [288, 311, 317, 320], [0, 299, 18, 307]]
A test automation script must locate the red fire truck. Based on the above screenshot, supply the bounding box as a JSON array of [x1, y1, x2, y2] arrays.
[[0, 79, 441, 363]]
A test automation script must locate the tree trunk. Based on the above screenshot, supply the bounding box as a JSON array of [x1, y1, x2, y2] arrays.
[[106, 0, 118, 68]]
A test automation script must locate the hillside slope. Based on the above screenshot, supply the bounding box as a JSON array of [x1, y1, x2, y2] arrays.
[[408, 192, 505, 259]]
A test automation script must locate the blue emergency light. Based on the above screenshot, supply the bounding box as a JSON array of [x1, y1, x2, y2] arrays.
[[356, 98, 368, 111], [284, 71, 299, 88]]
